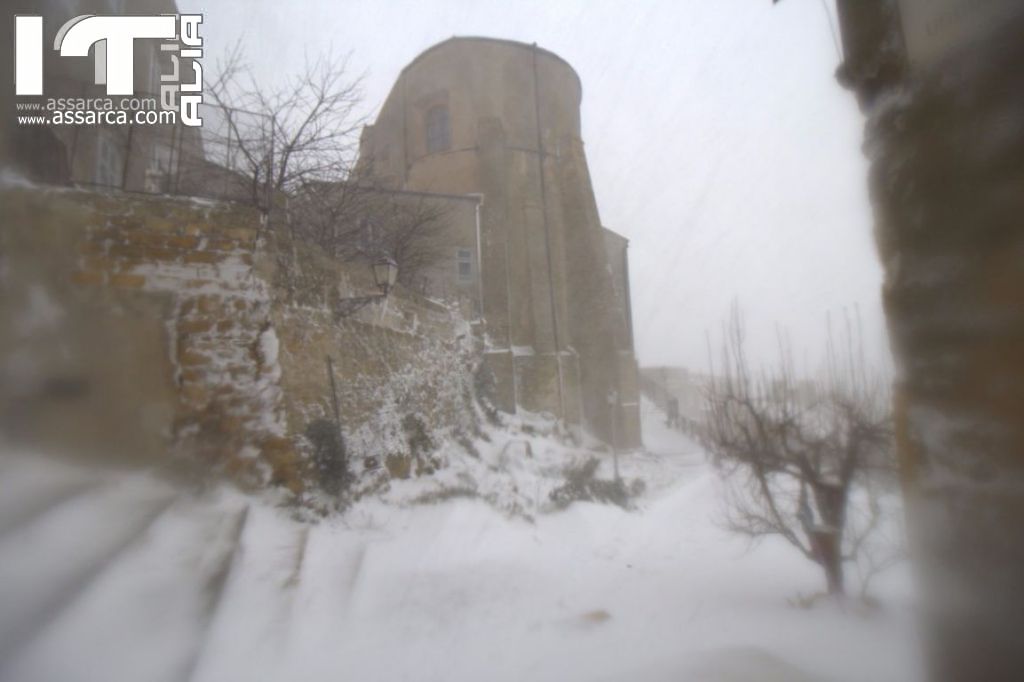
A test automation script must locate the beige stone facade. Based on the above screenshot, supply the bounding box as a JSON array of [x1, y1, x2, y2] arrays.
[[359, 37, 641, 447]]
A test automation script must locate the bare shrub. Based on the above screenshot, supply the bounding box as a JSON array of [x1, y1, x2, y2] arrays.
[[703, 305, 897, 597], [549, 457, 634, 510], [207, 42, 364, 212], [289, 186, 453, 294], [304, 418, 350, 497]]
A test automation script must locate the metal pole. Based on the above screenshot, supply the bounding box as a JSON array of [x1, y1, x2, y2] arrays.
[[68, 123, 81, 184], [325, 352, 346, 471], [609, 390, 620, 482], [173, 116, 184, 195], [326, 355, 343, 441], [121, 123, 134, 190], [168, 118, 179, 194], [470, 193, 486, 320], [224, 109, 233, 201], [266, 113, 276, 214]]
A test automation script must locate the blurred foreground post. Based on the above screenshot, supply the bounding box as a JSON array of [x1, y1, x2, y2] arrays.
[[835, 2, 1024, 679]]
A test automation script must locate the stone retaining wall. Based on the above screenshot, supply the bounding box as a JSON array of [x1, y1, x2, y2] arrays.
[[0, 184, 478, 494]]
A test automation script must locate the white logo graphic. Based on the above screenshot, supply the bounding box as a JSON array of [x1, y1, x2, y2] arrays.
[[14, 13, 204, 126]]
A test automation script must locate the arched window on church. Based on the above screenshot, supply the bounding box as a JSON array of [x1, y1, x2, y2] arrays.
[[425, 104, 451, 154]]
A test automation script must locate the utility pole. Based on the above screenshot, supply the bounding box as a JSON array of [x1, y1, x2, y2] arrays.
[[608, 389, 620, 482], [325, 355, 346, 474]]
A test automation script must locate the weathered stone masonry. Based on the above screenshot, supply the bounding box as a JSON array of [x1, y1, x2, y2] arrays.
[[0, 185, 477, 492]]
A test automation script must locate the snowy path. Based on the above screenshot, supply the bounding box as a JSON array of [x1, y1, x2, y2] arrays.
[[0, 404, 922, 682]]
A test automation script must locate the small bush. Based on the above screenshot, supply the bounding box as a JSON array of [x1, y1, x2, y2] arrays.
[[549, 457, 634, 510], [473, 363, 501, 425], [385, 453, 412, 479], [411, 486, 479, 505], [402, 414, 434, 458], [305, 418, 350, 496]]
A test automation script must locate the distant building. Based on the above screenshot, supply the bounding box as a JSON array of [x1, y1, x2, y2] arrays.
[[358, 37, 641, 448], [6, 1, 200, 190], [641, 365, 824, 437]]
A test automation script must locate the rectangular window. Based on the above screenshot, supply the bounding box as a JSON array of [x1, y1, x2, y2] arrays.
[[426, 105, 451, 154], [457, 248, 473, 282]]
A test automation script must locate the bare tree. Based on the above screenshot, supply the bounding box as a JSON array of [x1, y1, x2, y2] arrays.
[[206, 45, 454, 300], [287, 185, 452, 293], [288, 180, 374, 258], [370, 193, 452, 293], [702, 306, 895, 597], [206, 41, 365, 213]]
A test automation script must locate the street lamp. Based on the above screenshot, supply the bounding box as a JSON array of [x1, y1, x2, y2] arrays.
[[371, 256, 398, 296], [333, 256, 398, 319]]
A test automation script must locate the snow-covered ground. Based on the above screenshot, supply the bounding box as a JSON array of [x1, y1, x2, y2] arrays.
[[0, 401, 923, 682]]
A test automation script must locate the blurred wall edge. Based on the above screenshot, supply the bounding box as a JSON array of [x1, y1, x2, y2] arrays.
[[836, 1, 1024, 680]]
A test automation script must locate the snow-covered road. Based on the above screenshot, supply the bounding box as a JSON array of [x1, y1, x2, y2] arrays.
[[0, 405, 922, 682]]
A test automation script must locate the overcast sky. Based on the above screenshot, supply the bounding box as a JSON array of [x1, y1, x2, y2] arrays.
[[181, 0, 886, 375]]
